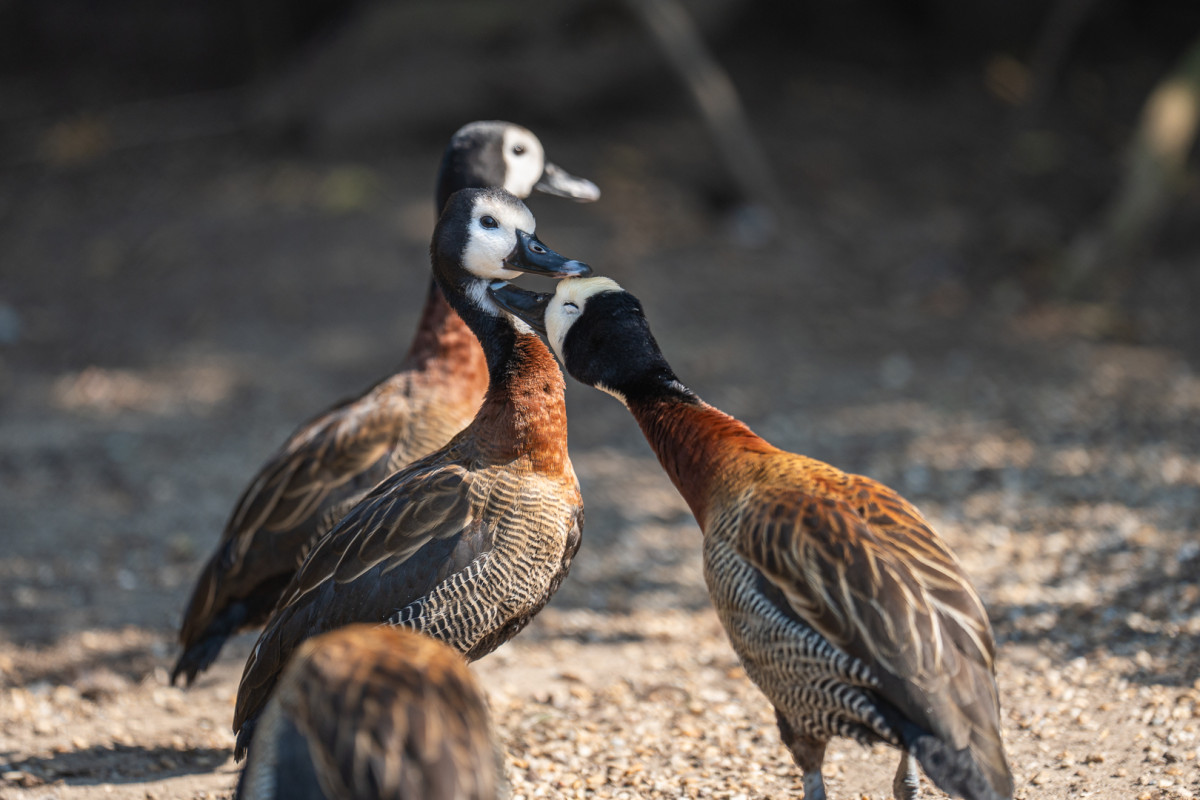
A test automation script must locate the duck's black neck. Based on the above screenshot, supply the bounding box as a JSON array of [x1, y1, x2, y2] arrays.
[[435, 148, 504, 214], [436, 276, 519, 385]]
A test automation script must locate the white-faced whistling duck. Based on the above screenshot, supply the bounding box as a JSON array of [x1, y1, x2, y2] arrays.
[[235, 624, 500, 800], [232, 188, 590, 759], [172, 122, 599, 686], [489, 277, 1013, 800]]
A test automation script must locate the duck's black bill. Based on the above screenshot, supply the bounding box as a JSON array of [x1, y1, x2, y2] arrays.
[[504, 230, 592, 277], [489, 282, 551, 335], [535, 162, 601, 202]]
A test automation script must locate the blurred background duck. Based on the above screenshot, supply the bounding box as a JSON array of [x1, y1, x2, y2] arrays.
[[235, 624, 500, 800], [490, 277, 1013, 800], [172, 121, 599, 686], [233, 188, 590, 759]]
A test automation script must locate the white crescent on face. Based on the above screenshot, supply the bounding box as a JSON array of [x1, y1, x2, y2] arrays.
[[544, 277, 624, 362], [460, 194, 537, 283]]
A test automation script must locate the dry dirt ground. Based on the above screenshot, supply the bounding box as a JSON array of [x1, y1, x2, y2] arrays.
[[2, 69, 1200, 800]]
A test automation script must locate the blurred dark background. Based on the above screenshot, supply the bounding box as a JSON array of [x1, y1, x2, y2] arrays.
[[2, 4, 1200, 796], [3, 0, 1200, 370], [1, 0, 1199, 676], [2, 6, 1200, 795]]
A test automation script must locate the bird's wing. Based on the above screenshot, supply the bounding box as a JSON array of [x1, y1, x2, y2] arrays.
[[233, 457, 488, 745], [734, 475, 1001, 759], [178, 391, 404, 648], [232, 393, 406, 542]]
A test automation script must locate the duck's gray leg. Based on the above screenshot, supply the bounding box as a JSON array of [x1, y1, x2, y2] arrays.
[[775, 711, 827, 800], [893, 751, 920, 800]]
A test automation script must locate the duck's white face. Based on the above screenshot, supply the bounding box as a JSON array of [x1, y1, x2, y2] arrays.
[[500, 126, 547, 199], [545, 277, 624, 362], [460, 194, 538, 282]]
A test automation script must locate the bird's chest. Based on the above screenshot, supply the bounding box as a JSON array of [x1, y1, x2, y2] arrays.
[[487, 492, 580, 599]]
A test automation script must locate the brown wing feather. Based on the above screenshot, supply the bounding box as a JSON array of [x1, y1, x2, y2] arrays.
[[177, 390, 412, 649], [286, 461, 475, 603], [736, 460, 1006, 785], [228, 400, 398, 536], [274, 626, 498, 800], [233, 456, 483, 739]]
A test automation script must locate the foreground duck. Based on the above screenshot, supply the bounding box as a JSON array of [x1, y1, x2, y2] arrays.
[[233, 188, 589, 758], [235, 625, 499, 800], [490, 277, 1013, 800], [172, 121, 599, 685]]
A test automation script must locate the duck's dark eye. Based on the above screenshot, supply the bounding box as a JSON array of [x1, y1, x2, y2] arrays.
[[512, 145, 526, 156], [480, 215, 498, 229]]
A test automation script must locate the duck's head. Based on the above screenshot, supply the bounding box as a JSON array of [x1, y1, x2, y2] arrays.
[[489, 277, 676, 401], [433, 188, 592, 313], [436, 121, 601, 210]]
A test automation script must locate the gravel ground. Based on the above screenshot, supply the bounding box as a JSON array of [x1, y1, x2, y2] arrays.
[[2, 64, 1200, 800]]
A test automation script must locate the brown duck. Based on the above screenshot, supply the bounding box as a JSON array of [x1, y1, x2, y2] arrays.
[[491, 277, 1013, 800], [172, 122, 598, 685], [233, 188, 589, 759]]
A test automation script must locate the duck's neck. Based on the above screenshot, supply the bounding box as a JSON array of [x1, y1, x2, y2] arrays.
[[623, 382, 776, 529], [440, 278, 570, 473]]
